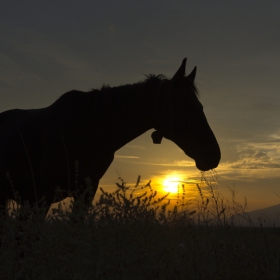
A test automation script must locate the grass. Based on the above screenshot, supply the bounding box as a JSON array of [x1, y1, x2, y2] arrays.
[[0, 172, 280, 279]]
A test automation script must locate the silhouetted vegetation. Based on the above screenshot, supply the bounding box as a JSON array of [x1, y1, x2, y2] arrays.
[[0, 173, 280, 279]]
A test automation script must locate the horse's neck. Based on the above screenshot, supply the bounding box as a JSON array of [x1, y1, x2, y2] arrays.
[[103, 83, 155, 151]]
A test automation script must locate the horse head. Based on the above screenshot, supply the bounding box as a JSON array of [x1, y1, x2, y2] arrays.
[[152, 58, 221, 171]]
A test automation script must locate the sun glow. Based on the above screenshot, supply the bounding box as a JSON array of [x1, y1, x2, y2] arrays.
[[163, 176, 182, 193]]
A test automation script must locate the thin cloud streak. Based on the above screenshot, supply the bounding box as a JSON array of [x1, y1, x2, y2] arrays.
[[126, 145, 146, 150], [114, 155, 140, 159], [115, 159, 194, 167]]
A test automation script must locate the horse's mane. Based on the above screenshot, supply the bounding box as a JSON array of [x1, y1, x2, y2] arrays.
[[143, 74, 167, 83], [89, 74, 166, 93], [89, 73, 198, 96], [141, 74, 199, 97]]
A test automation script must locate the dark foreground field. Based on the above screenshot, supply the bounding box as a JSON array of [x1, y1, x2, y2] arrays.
[[1, 176, 280, 280]]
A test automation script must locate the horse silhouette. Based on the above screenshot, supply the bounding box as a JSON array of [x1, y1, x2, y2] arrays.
[[0, 58, 220, 221]]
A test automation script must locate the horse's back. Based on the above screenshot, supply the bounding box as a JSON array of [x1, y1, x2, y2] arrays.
[[0, 109, 36, 155], [0, 108, 48, 151], [0, 108, 51, 197], [0, 90, 117, 208]]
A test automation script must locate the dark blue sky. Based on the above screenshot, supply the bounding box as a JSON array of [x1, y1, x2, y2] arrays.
[[1, 1, 280, 210]]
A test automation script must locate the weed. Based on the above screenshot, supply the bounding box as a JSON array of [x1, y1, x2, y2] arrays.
[[0, 173, 279, 279]]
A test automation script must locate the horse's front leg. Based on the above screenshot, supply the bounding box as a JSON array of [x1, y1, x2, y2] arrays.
[[71, 178, 98, 223]]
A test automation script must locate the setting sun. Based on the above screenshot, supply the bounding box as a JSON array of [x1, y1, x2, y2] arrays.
[[163, 176, 182, 193]]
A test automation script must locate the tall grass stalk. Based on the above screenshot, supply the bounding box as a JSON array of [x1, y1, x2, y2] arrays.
[[0, 174, 280, 279]]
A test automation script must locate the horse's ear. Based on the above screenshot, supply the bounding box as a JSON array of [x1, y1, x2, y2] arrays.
[[187, 66, 197, 83], [172, 58, 187, 80]]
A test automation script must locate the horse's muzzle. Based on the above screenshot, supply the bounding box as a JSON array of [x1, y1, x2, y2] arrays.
[[195, 148, 221, 171]]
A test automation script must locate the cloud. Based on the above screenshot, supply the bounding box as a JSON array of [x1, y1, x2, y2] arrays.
[[126, 145, 145, 150], [220, 134, 280, 171], [215, 139, 280, 183], [115, 155, 140, 159], [114, 158, 194, 167]]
